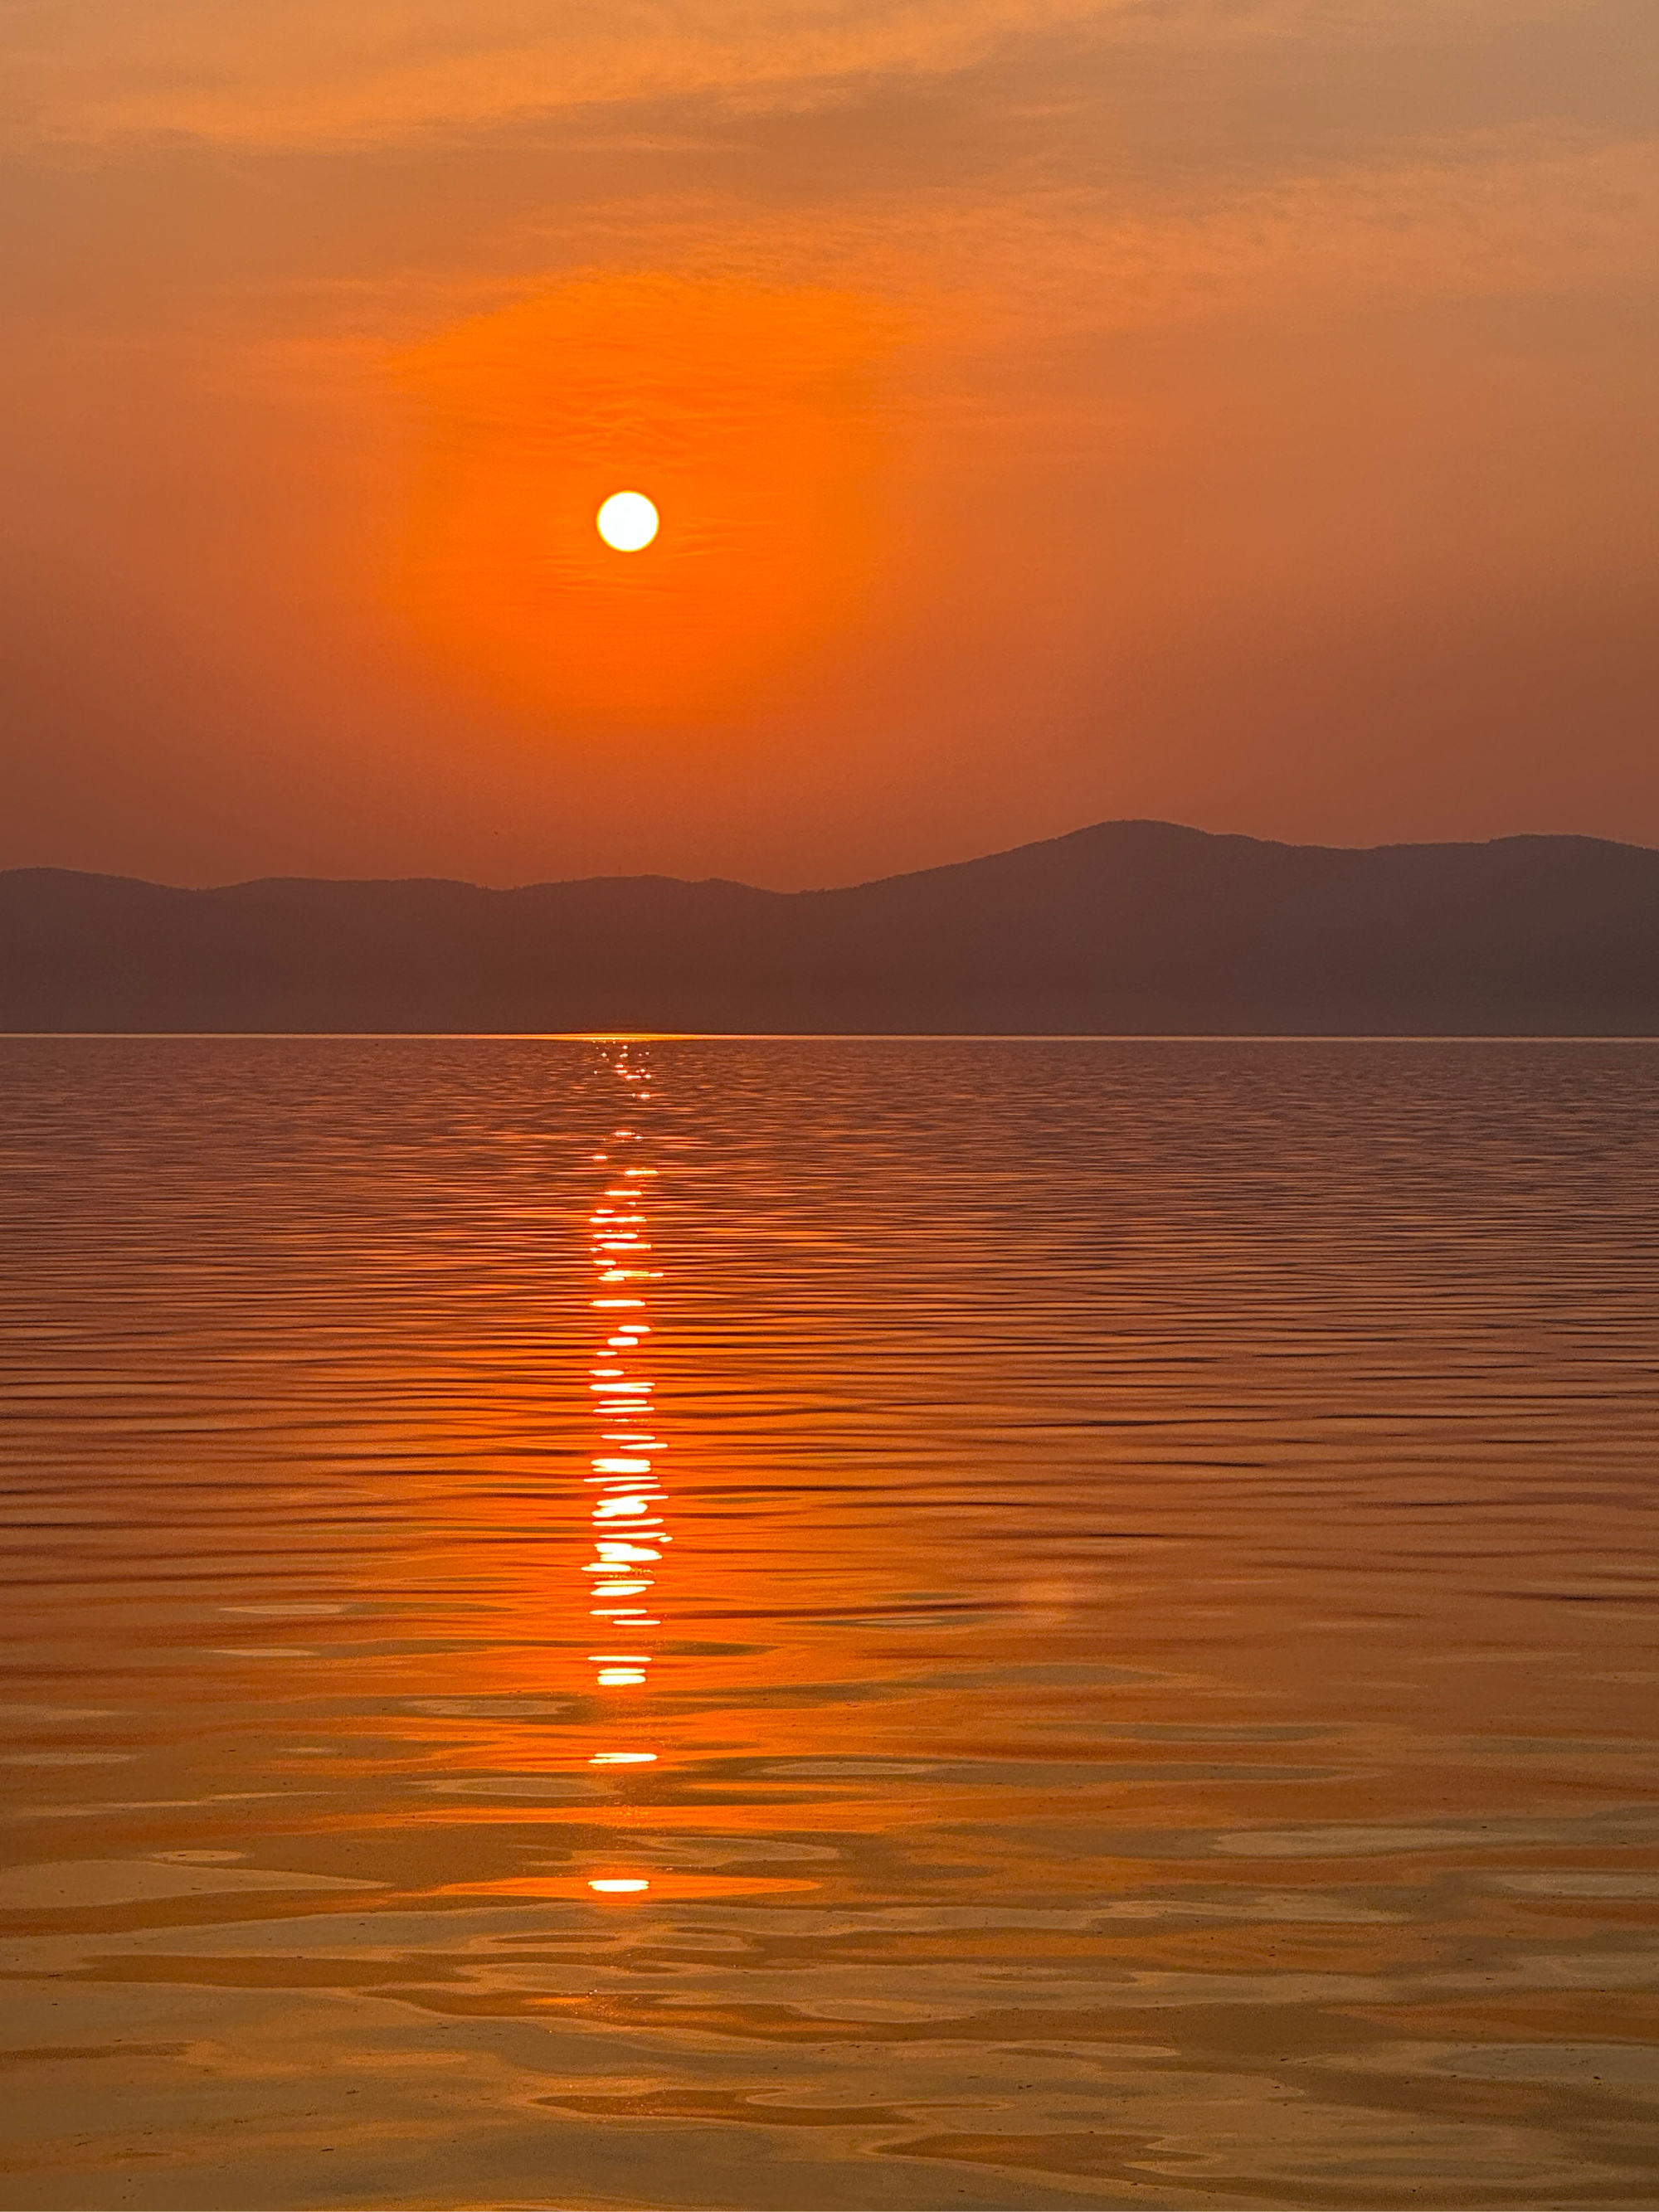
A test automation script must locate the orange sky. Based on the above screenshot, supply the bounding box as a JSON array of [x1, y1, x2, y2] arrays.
[[2, 0, 1656, 887]]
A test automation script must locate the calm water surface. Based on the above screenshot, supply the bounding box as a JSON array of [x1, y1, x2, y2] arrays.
[[2, 1038, 1657, 2210]]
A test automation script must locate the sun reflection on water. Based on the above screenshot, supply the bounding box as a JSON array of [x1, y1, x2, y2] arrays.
[[583, 1046, 666, 1885]]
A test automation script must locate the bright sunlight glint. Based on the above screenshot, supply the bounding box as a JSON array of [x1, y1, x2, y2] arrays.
[[596, 492, 659, 552]]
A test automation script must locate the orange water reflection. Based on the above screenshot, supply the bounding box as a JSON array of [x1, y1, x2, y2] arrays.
[[7, 1039, 1659, 2210], [583, 1043, 667, 1886]]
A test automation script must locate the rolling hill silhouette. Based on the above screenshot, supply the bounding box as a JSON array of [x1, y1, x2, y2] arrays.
[[4, 820, 1658, 1033]]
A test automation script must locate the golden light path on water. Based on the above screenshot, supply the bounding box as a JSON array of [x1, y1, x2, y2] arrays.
[[584, 1045, 664, 1895]]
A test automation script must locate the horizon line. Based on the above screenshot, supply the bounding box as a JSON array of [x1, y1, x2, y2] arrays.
[[8, 1033, 1659, 1045]]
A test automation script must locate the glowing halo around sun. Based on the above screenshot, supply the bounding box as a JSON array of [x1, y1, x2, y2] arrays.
[[596, 491, 659, 552], [393, 277, 896, 719]]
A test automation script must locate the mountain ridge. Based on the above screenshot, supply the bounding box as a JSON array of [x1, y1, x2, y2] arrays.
[[5, 819, 1659, 1033]]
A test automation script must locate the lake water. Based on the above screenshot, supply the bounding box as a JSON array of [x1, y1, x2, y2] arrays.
[[2, 1036, 1658, 2210]]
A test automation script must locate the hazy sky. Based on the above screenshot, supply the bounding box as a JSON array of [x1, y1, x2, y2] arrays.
[[3, 0, 1655, 887]]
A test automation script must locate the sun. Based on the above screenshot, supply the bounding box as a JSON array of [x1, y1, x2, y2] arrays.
[[596, 491, 659, 552]]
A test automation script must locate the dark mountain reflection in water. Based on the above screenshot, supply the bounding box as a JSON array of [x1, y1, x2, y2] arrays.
[[2, 1036, 1658, 2210]]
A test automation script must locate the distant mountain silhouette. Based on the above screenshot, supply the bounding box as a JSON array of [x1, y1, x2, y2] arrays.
[[5, 820, 1659, 1033]]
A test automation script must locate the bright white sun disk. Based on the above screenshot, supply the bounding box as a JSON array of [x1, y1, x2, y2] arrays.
[[596, 492, 659, 551]]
